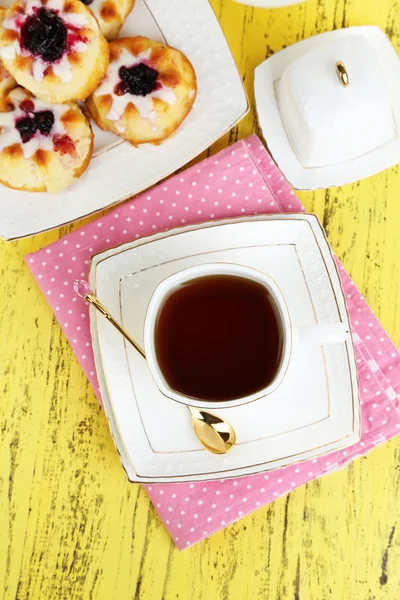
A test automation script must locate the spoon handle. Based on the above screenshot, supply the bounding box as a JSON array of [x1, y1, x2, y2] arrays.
[[86, 292, 146, 358], [77, 283, 237, 455]]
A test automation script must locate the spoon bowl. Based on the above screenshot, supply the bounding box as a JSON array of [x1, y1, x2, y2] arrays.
[[188, 406, 237, 454]]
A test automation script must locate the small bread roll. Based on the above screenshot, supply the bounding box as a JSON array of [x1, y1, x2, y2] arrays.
[[0, 7, 17, 99], [87, 36, 197, 145], [81, 0, 135, 41], [0, 0, 109, 103], [0, 87, 93, 192]]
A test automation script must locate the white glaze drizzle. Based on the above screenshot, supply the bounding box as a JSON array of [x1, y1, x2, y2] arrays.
[[0, 88, 68, 158], [0, 0, 92, 83], [0, 46, 16, 60], [94, 48, 177, 123], [3, 18, 20, 32]]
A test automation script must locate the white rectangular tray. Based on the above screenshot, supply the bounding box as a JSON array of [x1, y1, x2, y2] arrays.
[[0, 0, 248, 240]]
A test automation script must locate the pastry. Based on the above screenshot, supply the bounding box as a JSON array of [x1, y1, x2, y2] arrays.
[[87, 36, 197, 145], [0, 87, 93, 193], [0, 61, 17, 100], [80, 0, 135, 41], [0, 7, 17, 99], [0, 0, 109, 104]]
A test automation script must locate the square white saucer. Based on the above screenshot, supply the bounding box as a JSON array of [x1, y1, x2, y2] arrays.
[[89, 215, 360, 483], [0, 0, 248, 240], [254, 27, 400, 190]]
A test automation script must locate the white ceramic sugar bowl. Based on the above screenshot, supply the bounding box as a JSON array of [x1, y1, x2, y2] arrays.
[[255, 27, 400, 189], [277, 36, 396, 168]]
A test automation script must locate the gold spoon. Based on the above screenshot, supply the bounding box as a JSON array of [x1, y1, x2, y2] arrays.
[[74, 280, 237, 455], [188, 406, 236, 455]]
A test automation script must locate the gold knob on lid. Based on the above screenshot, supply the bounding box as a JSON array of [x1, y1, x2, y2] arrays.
[[336, 61, 350, 87]]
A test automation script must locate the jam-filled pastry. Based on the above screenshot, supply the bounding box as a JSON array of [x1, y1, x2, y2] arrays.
[[87, 37, 197, 145], [0, 0, 109, 104], [0, 87, 93, 192], [0, 8, 17, 99], [0, 60, 17, 100], [80, 0, 135, 41]]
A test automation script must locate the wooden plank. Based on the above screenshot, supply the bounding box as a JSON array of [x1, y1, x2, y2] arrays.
[[1, 0, 400, 598]]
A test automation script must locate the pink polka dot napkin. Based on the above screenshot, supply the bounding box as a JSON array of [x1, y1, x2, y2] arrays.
[[26, 136, 400, 550]]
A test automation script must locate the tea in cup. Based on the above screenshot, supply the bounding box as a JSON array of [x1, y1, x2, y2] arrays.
[[144, 263, 349, 409]]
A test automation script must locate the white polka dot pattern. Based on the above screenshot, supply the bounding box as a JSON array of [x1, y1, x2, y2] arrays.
[[26, 136, 400, 551]]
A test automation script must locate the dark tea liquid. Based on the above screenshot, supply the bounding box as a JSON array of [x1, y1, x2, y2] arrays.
[[154, 274, 284, 401]]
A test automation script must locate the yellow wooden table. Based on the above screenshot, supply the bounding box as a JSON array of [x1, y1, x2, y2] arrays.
[[1, 1, 400, 598]]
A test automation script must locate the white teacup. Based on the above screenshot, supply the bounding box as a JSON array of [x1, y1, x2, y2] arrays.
[[144, 263, 349, 409]]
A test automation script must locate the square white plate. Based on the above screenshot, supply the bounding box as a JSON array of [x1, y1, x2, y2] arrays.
[[0, 0, 248, 240], [254, 27, 400, 190], [89, 215, 360, 483]]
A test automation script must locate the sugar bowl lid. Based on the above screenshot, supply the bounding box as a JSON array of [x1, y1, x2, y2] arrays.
[[255, 27, 400, 189]]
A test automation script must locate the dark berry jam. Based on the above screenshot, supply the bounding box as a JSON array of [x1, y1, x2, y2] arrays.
[[15, 116, 36, 143], [15, 110, 55, 143], [115, 63, 159, 97], [80, 0, 94, 4], [21, 8, 67, 62], [34, 111, 55, 136]]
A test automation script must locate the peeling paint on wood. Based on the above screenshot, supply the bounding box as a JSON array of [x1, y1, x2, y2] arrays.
[[1, 1, 400, 598]]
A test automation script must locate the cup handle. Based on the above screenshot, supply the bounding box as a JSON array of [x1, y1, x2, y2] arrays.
[[295, 323, 350, 345]]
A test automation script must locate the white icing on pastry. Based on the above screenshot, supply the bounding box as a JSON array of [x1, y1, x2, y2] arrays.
[[32, 58, 47, 83], [0, 88, 68, 158], [63, 12, 90, 28], [0, 0, 91, 83], [3, 19, 19, 32], [94, 48, 177, 122], [52, 56, 74, 83], [47, 0, 64, 13], [0, 46, 16, 60]]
